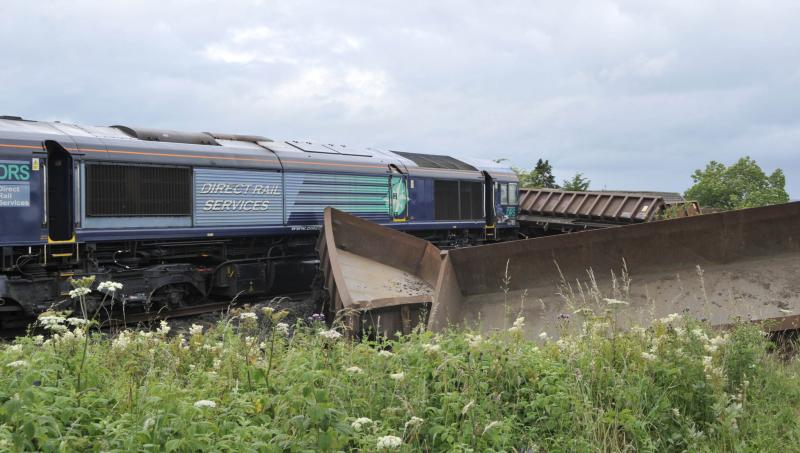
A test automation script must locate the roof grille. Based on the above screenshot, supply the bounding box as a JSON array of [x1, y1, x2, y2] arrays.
[[392, 151, 477, 171]]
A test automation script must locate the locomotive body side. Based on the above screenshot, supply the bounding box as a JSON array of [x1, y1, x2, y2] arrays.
[[0, 117, 519, 325]]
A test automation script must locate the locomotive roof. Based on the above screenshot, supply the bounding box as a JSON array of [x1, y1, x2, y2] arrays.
[[0, 116, 516, 181]]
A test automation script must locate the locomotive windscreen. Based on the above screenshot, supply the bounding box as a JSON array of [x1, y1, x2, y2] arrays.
[[86, 164, 192, 217]]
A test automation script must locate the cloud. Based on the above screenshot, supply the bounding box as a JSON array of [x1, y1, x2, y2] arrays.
[[0, 0, 797, 197]]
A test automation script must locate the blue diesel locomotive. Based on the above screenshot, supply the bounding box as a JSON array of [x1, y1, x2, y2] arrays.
[[0, 116, 518, 326]]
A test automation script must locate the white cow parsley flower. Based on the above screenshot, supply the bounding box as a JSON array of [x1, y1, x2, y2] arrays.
[[351, 417, 372, 431], [376, 435, 402, 449], [318, 329, 342, 340], [193, 399, 216, 408]]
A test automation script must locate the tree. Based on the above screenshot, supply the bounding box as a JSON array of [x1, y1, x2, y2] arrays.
[[514, 159, 558, 188], [684, 156, 789, 210], [562, 172, 590, 191]]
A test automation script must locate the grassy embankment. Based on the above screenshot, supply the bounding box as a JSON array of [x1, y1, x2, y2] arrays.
[[1, 295, 799, 451]]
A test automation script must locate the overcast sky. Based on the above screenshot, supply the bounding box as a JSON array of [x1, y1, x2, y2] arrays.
[[2, 1, 798, 197]]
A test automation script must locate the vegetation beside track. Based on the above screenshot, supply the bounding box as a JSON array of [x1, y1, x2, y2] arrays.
[[1, 306, 799, 452]]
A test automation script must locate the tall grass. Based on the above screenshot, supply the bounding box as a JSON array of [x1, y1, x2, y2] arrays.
[[0, 305, 799, 451]]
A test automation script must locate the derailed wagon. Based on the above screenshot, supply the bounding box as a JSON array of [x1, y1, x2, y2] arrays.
[[319, 202, 800, 337]]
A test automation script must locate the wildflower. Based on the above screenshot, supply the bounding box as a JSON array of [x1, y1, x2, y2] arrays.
[[32, 336, 44, 346], [692, 328, 709, 342], [213, 359, 221, 369], [307, 313, 325, 323], [376, 435, 402, 449], [351, 417, 372, 431], [113, 331, 131, 349], [538, 332, 549, 341], [377, 350, 394, 358], [239, 312, 258, 321], [6, 360, 27, 368], [466, 333, 483, 348], [641, 352, 657, 362], [389, 372, 405, 381], [6, 344, 22, 353], [659, 313, 681, 324], [66, 317, 87, 327], [508, 316, 524, 333], [97, 281, 123, 293], [193, 400, 216, 409], [346, 366, 363, 374], [156, 320, 171, 336], [68, 287, 91, 299], [422, 343, 441, 353], [189, 324, 204, 336], [482, 420, 501, 435], [318, 329, 342, 340], [604, 298, 629, 306], [405, 416, 424, 430], [704, 344, 718, 353], [38, 315, 66, 326], [275, 322, 290, 336], [672, 408, 680, 417], [261, 306, 275, 316], [143, 417, 156, 429], [709, 335, 728, 347]]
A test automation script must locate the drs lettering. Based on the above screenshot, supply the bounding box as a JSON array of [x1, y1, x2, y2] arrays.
[[0, 163, 31, 181], [200, 182, 280, 212]]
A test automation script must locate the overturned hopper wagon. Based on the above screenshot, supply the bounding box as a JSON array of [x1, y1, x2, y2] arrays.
[[518, 188, 701, 235], [320, 202, 800, 337]]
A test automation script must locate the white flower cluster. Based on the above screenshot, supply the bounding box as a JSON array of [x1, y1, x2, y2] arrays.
[[112, 331, 133, 349], [404, 416, 424, 430], [67, 317, 88, 327], [189, 324, 204, 336], [659, 313, 681, 325], [68, 287, 91, 299], [376, 435, 402, 449], [508, 316, 525, 333], [466, 333, 483, 348], [38, 315, 68, 333], [261, 307, 275, 316], [275, 322, 290, 336], [156, 320, 171, 336], [6, 360, 28, 369], [422, 343, 441, 353], [351, 417, 372, 431], [6, 344, 22, 354], [239, 312, 258, 321], [346, 366, 363, 374], [318, 329, 342, 340], [641, 352, 657, 362], [193, 399, 216, 409], [377, 350, 394, 358], [97, 281, 123, 293], [538, 332, 549, 341], [389, 372, 404, 381]]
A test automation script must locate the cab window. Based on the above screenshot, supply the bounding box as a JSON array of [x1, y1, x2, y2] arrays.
[[508, 183, 518, 204], [500, 183, 508, 204]]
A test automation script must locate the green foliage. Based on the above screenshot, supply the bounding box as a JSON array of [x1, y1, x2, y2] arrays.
[[562, 172, 590, 191], [684, 157, 789, 210], [0, 312, 799, 451], [514, 159, 559, 188]]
